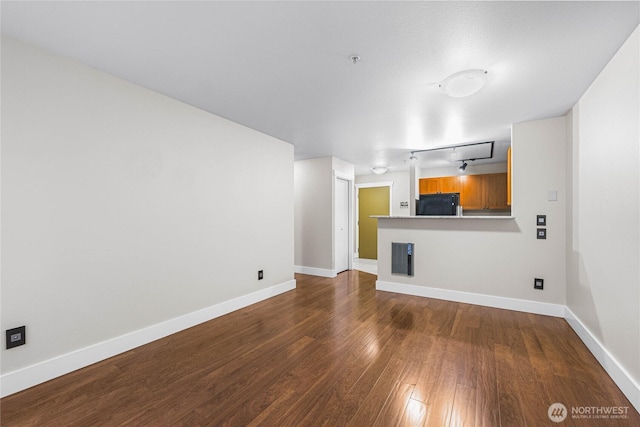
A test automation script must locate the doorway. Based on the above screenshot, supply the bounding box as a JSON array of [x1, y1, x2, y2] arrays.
[[357, 185, 391, 260]]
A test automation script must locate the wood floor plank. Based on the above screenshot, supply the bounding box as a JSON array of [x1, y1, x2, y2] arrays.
[[515, 326, 555, 427], [398, 398, 429, 427], [449, 384, 476, 427], [346, 350, 411, 426], [495, 343, 526, 427], [421, 350, 458, 426], [407, 336, 445, 404], [2, 271, 638, 426], [371, 381, 415, 427], [475, 346, 500, 427]]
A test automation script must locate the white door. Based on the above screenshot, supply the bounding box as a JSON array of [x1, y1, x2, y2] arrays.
[[335, 178, 350, 273]]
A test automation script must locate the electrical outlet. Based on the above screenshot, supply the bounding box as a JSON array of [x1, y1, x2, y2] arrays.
[[6, 326, 26, 349], [258, 270, 264, 280], [537, 228, 547, 239], [534, 278, 544, 290], [537, 215, 547, 226]]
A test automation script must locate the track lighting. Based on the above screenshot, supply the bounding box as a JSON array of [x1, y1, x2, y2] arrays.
[[459, 161, 468, 172]]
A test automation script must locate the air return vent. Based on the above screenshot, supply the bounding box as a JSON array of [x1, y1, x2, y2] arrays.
[[391, 242, 414, 276]]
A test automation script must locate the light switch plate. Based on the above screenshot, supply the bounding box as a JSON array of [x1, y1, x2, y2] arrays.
[[537, 228, 547, 239]]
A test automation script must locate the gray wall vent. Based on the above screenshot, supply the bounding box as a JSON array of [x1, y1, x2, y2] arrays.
[[391, 242, 414, 276]]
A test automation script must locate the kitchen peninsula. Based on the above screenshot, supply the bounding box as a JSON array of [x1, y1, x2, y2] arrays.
[[373, 118, 567, 322]]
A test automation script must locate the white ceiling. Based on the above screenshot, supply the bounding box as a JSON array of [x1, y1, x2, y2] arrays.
[[2, 1, 639, 175]]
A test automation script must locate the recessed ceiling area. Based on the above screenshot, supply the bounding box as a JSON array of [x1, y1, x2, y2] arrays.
[[1, 1, 638, 175]]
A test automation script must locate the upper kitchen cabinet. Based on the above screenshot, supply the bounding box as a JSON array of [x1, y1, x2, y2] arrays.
[[421, 172, 509, 211], [419, 176, 461, 195], [460, 173, 509, 210]]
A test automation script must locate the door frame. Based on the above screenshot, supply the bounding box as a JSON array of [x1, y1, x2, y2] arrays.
[[355, 181, 393, 259], [334, 172, 354, 274]]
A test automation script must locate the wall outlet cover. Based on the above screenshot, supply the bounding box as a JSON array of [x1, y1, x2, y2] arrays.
[[534, 278, 544, 290], [537, 215, 547, 226], [537, 228, 547, 239], [258, 270, 264, 280], [6, 326, 26, 349]]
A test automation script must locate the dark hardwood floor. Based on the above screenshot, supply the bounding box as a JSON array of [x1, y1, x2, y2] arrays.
[[2, 271, 638, 426]]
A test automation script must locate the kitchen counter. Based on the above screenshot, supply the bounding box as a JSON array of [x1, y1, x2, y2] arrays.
[[373, 215, 515, 220]]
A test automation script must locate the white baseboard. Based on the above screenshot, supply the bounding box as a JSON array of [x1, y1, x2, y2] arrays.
[[294, 265, 336, 278], [0, 279, 296, 398], [376, 280, 565, 317], [565, 307, 640, 414]]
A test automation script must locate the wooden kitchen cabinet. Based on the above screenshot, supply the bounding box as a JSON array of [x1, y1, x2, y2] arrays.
[[420, 178, 440, 194], [420, 173, 508, 210], [459, 173, 509, 210], [440, 176, 461, 193], [459, 175, 485, 209], [419, 176, 460, 194], [486, 173, 508, 209]]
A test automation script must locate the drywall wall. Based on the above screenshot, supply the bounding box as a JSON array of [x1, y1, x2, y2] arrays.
[[567, 26, 639, 388], [294, 156, 355, 276], [1, 38, 294, 379], [355, 171, 410, 217], [377, 116, 567, 306], [294, 157, 333, 273], [332, 157, 355, 178]]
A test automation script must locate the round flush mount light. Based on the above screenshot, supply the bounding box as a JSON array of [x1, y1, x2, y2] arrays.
[[439, 69, 488, 98], [371, 167, 388, 175]]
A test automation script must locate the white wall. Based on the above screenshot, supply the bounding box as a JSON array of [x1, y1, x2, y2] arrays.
[[567, 26, 639, 391], [355, 171, 410, 217], [294, 156, 354, 276], [378, 116, 567, 307], [332, 157, 355, 179], [1, 38, 294, 387], [294, 158, 333, 272]]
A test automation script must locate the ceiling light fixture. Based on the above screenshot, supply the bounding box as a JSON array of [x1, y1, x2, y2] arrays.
[[409, 154, 418, 164], [371, 167, 388, 175], [350, 54, 361, 64], [458, 161, 468, 172], [439, 69, 488, 98]]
